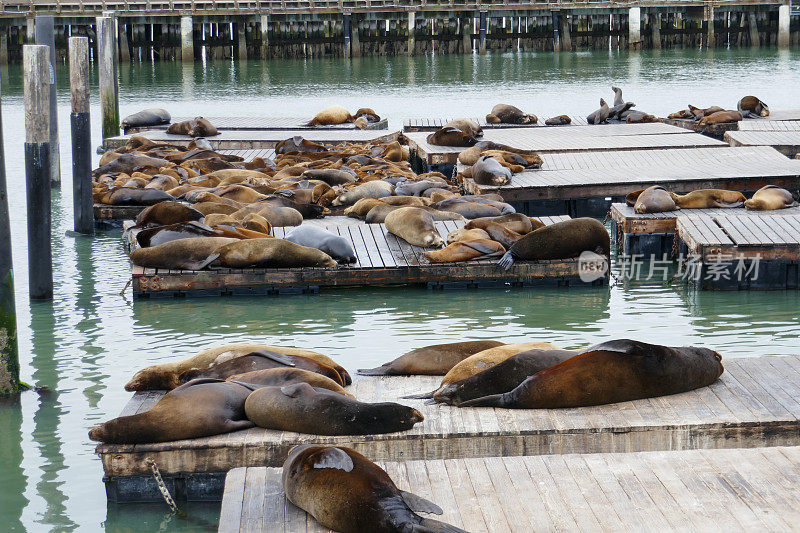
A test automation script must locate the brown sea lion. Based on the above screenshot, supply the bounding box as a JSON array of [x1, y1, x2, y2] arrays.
[[92, 153, 171, 177], [460, 339, 724, 408], [384, 207, 445, 248], [344, 198, 387, 219], [429, 189, 458, 202], [443, 118, 484, 138], [744, 185, 799, 210], [144, 174, 179, 190], [498, 218, 610, 270], [634, 185, 678, 214], [586, 98, 610, 124], [422, 239, 505, 263], [227, 368, 353, 398], [167, 116, 219, 137], [125, 343, 350, 391], [301, 168, 356, 186], [88, 379, 253, 444], [233, 206, 303, 227], [545, 115, 571, 126], [202, 213, 241, 227], [354, 107, 381, 122], [133, 201, 204, 228], [485, 104, 537, 125], [242, 213, 272, 233], [245, 383, 423, 436], [179, 350, 345, 386], [469, 155, 512, 186], [193, 202, 240, 216], [382, 196, 431, 207], [100, 187, 176, 206], [698, 110, 742, 126], [475, 222, 524, 248], [353, 117, 368, 130], [689, 105, 725, 120], [283, 445, 466, 533], [357, 340, 506, 376], [738, 96, 769, 118], [129, 237, 237, 270], [200, 238, 337, 269], [365, 204, 464, 224], [626, 111, 661, 124], [135, 221, 222, 248], [214, 184, 269, 204], [446, 227, 490, 244], [671, 189, 746, 209], [381, 141, 409, 162], [426, 127, 477, 147], [668, 109, 693, 120], [433, 200, 501, 219], [464, 213, 538, 235], [307, 105, 354, 126], [331, 181, 393, 207]]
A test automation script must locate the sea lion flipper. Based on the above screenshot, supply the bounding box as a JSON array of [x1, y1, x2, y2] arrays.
[[497, 251, 515, 271], [249, 350, 297, 367], [713, 200, 744, 209], [401, 391, 436, 399], [280, 382, 314, 397], [174, 377, 227, 390], [227, 379, 260, 391], [357, 365, 392, 376], [401, 491, 444, 515], [195, 252, 220, 270], [413, 518, 470, 533], [310, 447, 354, 472]]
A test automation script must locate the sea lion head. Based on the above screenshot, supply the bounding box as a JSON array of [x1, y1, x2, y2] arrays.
[[424, 232, 445, 248], [485, 113, 501, 124], [125, 366, 180, 391]]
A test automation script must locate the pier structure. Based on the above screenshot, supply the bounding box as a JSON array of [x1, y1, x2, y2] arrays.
[[0, 1, 797, 63]]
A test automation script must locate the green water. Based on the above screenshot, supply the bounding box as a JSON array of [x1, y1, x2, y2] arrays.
[[2, 48, 800, 532]]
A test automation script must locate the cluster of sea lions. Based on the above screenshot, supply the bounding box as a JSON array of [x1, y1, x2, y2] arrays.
[[307, 105, 382, 129], [667, 96, 769, 127], [587, 86, 661, 125], [627, 185, 798, 213], [167, 116, 219, 137], [457, 141, 543, 186]]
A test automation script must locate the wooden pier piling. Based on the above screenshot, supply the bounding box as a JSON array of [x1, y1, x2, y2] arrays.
[[97, 15, 119, 140], [22, 45, 53, 300], [33, 16, 60, 187], [69, 37, 93, 235], [478, 11, 487, 54]]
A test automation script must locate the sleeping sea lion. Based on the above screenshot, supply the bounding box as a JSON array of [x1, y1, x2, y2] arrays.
[[697, 110, 742, 127], [671, 189, 746, 209], [227, 368, 353, 398], [443, 118, 483, 138], [586, 99, 610, 125], [125, 343, 350, 391], [744, 185, 799, 210], [245, 383, 423, 435], [344, 198, 387, 218], [307, 105, 354, 126], [144, 174, 179, 190], [120, 108, 171, 129], [634, 185, 678, 214], [236, 206, 303, 227], [498, 218, 610, 270], [331, 181, 394, 207], [432, 200, 501, 219], [381, 196, 432, 207], [88, 379, 253, 444], [545, 115, 571, 126], [167, 116, 219, 137], [129, 237, 237, 270], [92, 153, 171, 177], [285, 225, 357, 263], [365, 204, 464, 224], [737, 96, 769, 118], [464, 213, 539, 234], [100, 188, 174, 207], [199, 238, 337, 269], [283, 445, 466, 533], [473, 222, 524, 248], [469, 155, 512, 186], [133, 201, 204, 228], [241, 213, 272, 233], [357, 340, 505, 376], [301, 168, 356, 186], [485, 104, 537, 125], [384, 207, 444, 248], [426, 127, 477, 147], [187, 202, 239, 216], [460, 339, 724, 408], [276, 136, 327, 154], [422, 239, 505, 263], [446, 227, 490, 244], [668, 109, 693, 120], [394, 180, 449, 197], [626, 111, 661, 124], [135, 221, 220, 248], [688, 105, 725, 120], [354, 107, 381, 122]]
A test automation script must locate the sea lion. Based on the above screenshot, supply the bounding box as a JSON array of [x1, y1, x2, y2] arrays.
[[167, 117, 219, 137], [485, 104, 537, 125], [200, 238, 337, 269], [422, 239, 505, 263], [276, 136, 327, 154], [144, 174, 179, 190], [179, 350, 346, 386], [239, 206, 303, 227], [433, 196, 514, 215], [464, 213, 539, 235], [738, 96, 769, 118], [689, 105, 725, 120], [133, 201, 204, 228], [432, 200, 501, 219], [353, 117, 368, 130], [608, 102, 636, 121], [671, 189, 746, 209], [473, 221, 524, 248], [307, 105, 354, 126], [744, 185, 799, 210], [193, 202, 240, 216], [301, 168, 356, 186], [545, 115, 571, 126], [498, 218, 610, 270], [242, 213, 272, 234], [331, 181, 393, 207], [460, 339, 724, 408], [365, 204, 464, 224], [381, 196, 431, 207], [394, 180, 448, 197], [344, 198, 387, 219], [381, 141, 409, 162], [120, 108, 171, 129], [285, 225, 356, 263], [227, 368, 353, 398], [214, 184, 269, 204], [258, 196, 325, 219], [135, 221, 221, 248], [358, 340, 506, 376], [443, 118, 483, 138], [446, 227, 490, 244], [626, 111, 661, 123], [434, 348, 579, 405], [354, 107, 381, 122], [92, 153, 171, 177], [470, 155, 512, 186], [384, 207, 444, 248], [88, 379, 253, 444], [586, 99, 610, 124], [245, 383, 423, 435], [125, 343, 350, 391], [283, 445, 466, 533], [202, 214, 241, 228], [668, 109, 694, 120], [129, 237, 237, 270], [100, 188, 175, 207], [611, 86, 624, 106], [634, 185, 678, 214], [426, 127, 477, 147], [698, 110, 742, 126]]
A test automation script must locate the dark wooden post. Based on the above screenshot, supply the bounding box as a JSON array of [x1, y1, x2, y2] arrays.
[[34, 16, 61, 187], [69, 37, 93, 235], [478, 11, 488, 54], [23, 45, 53, 300], [97, 15, 120, 140]]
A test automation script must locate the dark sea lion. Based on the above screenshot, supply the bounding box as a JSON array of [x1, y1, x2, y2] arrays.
[[464, 213, 537, 234], [129, 236, 237, 270], [586, 98, 610, 124], [698, 110, 743, 126], [88, 379, 253, 444], [258, 196, 325, 219], [434, 348, 578, 405], [227, 368, 353, 398], [426, 127, 477, 147], [276, 136, 327, 154], [136, 221, 219, 248], [485, 104, 537, 125], [283, 445, 466, 533], [285, 226, 356, 263], [545, 115, 571, 126], [200, 238, 337, 269], [498, 217, 610, 270], [354, 107, 381, 122], [443, 118, 484, 138], [102, 187, 175, 206], [738, 96, 770, 118], [608, 101, 635, 120], [331, 181, 393, 207], [422, 239, 505, 263], [125, 343, 350, 391], [460, 339, 724, 409], [469, 155, 512, 186], [385, 207, 445, 247], [134, 200, 204, 228], [671, 189, 746, 209], [300, 168, 356, 186], [245, 383, 423, 435], [358, 340, 506, 376], [626, 111, 661, 123], [744, 185, 799, 210], [92, 153, 170, 177], [179, 350, 345, 386], [307, 105, 354, 126], [634, 185, 678, 214], [120, 108, 171, 128]]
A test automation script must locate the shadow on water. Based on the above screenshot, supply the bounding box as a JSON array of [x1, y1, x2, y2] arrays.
[[0, 395, 26, 532]]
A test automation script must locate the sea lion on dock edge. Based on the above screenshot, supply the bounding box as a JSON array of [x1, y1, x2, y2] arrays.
[[586, 98, 610, 124], [125, 343, 350, 391], [100, 187, 175, 207], [88, 379, 253, 444], [283, 445, 466, 533], [120, 108, 171, 129], [485, 104, 537, 125], [697, 110, 742, 127], [245, 383, 423, 435], [634, 185, 678, 214], [426, 127, 477, 147], [626, 111, 661, 124], [498, 218, 610, 270], [432, 200, 502, 219], [469, 155, 512, 186], [129, 236, 237, 270], [285, 225, 357, 263], [227, 368, 353, 398], [545, 115, 571, 126], [167, 116, 219, 137], [133, 201, 204, 228], [464, 213, 539, 234], [737, 96, 769, 118], [135, 221, 221, 248], [307, 105, 354, 126], [422, 239, 505, 263], [199, 238, 337, 269], [744, 185, 799, 210], [357, 340, 505, 376], [459, 339, 724, 408], [385, 207, 444, 248], [671, 189, 746, 209], [92, 153, 171, 177], [443, 118, 484, 138]]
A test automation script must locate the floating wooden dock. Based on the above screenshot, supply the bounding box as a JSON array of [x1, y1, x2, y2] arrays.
[[122, 117, 389, 134], [220, 446, 800, 533], [725, 130, 800, 158], [664, 110, 800, 138], [402, 116, 589, 132], [610, 202, 800, 256], [125, 215, 600, 299], [97, 354, 800, 502]]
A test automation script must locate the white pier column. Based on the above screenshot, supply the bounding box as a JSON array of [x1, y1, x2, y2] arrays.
[[180, 16, 194, 61], [778, 4, 790, 48], [628, 7, 641, 44]]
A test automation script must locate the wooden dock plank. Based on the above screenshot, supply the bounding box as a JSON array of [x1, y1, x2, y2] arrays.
[[725, 130, 800, 157]]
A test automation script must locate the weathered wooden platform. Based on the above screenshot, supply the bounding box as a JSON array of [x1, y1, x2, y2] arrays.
[[126, 215, 598, 299], [677, 214, 800, 290], [122, 116, 388, 134], [664, 110, 800, 138], [402, 115, 589, 132], [97, 354, 800, 502], [103, 129, 399, 150], [725, 130, 800, 158], [738, 119, 800, 132], [220, 446, 800, 533]]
